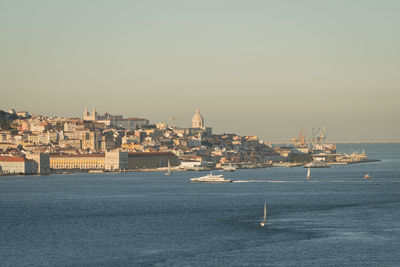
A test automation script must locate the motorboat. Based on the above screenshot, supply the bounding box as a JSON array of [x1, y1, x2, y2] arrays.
[[190, 171, 232, 183], [222, 164, 236, 172]]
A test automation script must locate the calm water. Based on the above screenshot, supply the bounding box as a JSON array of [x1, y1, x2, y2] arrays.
[[1, 143, 400, 266]]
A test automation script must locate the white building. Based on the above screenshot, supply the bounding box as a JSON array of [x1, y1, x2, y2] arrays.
[[190, 108, 212, 136], [192, 108, 204, 128], [105, 150, 128, 171], [0, 156, 38, 174], [83, 107, 149, 130]]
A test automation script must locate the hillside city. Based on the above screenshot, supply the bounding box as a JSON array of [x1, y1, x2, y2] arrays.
[[0, 108, 373, 175]]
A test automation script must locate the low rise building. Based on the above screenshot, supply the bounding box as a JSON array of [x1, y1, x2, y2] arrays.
[[49, 154, 105, 170], [127, 152, 179, 169], [0, 156, 37, 174], [26, 153, 50, 174], [0, 142, 17, 151], [105, 150, 128, 170]]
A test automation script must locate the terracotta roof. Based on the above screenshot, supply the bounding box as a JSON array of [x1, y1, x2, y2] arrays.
[[0, 156, 27, 162]]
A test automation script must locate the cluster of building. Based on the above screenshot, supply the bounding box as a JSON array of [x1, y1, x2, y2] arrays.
[[0, 107, 281, 175]]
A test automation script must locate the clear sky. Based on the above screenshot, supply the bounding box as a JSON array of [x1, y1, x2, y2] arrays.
[[1, 0, 399, 141]]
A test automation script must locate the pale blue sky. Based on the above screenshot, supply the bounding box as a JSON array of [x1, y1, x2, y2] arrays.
[[1, 0, 399, 141]]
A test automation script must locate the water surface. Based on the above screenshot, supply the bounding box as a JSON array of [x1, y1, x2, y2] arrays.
[[1, 143, 399, 266]]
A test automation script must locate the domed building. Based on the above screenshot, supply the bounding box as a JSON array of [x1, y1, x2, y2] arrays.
[[188, 108, 212, 137], [192, 108, 204, 128]]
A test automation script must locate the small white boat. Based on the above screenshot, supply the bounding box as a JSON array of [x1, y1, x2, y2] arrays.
[[223, 164, 236, 172], [260, 203, 267, 227], [165, 160, 172, 176], [190, 171, 232, 183], [364, 173, 371, 179], [307, 167, 311, 179]]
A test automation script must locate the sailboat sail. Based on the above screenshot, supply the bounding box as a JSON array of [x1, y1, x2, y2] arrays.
[[260, 203, 267, 227], [307, 167, 311, 179], [264, 203, 267, 221], [165, 160, 172, 175]]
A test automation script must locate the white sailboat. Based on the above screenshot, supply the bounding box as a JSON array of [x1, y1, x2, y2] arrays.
[[260, 203, 267, 227], [307, 167, 311, 179], [165, 160, 172, 176]]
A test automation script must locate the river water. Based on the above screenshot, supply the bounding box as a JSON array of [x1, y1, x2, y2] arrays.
[[1, 143, 399, 266]]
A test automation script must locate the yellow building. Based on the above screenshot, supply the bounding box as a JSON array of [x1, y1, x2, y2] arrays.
[[121, 143, 143, 151], [50, 154, 105, 170]]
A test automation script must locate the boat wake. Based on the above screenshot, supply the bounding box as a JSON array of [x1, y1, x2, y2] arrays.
[[233, 180, 303, 183], [233, 179, 379, 183]]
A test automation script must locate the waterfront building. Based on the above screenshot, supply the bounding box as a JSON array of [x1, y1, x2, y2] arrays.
[[26, 153, 50, 174], [49, 154, 105, 170], [0, 156, 37, 174], [127, 152, 179, 169], [105, 150, 128, 170]]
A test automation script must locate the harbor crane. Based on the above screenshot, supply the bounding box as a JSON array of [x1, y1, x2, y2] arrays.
[[169, 116, 182, 129]]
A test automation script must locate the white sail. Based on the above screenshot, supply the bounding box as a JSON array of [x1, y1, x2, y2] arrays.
[[165, 160, 172, 175], [307, 167, 311, 179], [264, 203, 267, 221], [260, 203, 267, 226]]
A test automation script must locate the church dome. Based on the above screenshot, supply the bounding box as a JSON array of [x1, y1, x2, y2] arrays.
[[192, 108, 204, 128]]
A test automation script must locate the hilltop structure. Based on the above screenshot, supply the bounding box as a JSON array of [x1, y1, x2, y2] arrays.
[[83, 107, 149, 130], [189, 108, 212, 136]]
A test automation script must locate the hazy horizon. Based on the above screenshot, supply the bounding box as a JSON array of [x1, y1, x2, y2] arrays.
[[1, 0, 399, 141]]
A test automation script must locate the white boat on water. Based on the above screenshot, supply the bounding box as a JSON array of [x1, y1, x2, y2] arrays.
[[190, 171, 232, 183], [307, 167, 311, 179], [260, 203, 267, 227], [165, 160, 172, 176], [222, 164, 236, 172]]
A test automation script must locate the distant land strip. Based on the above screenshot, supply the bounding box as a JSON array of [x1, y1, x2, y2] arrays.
[[269, 140, 400, 144]]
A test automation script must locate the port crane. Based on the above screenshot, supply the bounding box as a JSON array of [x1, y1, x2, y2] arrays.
[[291, 127, 307, 147], [169, 116, 182, 129], [312, 127, 330, 144]]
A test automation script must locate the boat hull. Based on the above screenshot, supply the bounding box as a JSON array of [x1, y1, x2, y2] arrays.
[[190, 179, 232, 183]]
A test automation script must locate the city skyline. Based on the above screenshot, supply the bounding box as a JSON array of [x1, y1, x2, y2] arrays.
[[1, 0, 399, 141]]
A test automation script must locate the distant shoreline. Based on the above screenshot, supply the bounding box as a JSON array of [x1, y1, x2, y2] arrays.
[[269, 140, 400, 144]]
